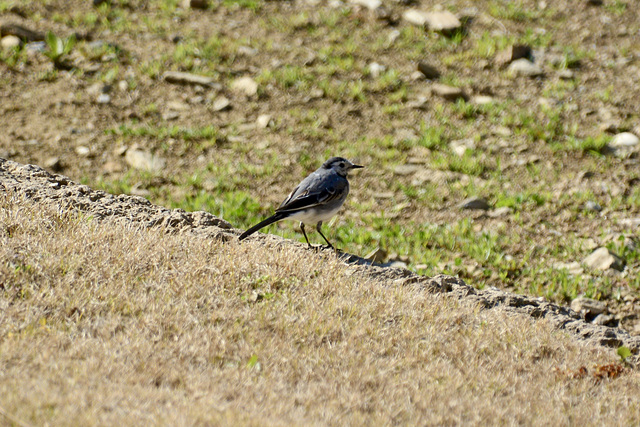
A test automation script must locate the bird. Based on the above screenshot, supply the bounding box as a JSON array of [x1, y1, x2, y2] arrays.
[[238, 156, 363, 249]]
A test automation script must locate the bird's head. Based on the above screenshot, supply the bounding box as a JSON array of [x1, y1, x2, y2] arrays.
[[322, 157, 364, 177]]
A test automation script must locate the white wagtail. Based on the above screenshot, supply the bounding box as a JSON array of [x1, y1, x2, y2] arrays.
[[238, 156, 363, 249]]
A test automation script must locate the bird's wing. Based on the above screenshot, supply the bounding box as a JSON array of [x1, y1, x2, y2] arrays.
[[277, 174, 346, 213]]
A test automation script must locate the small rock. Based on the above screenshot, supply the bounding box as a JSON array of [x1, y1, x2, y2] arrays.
[[431, 83, 466, 101], [163, 71, 216, 86], [125, 149, 166, 173], [449, 138, 475, 157], [495, 44, 531, 67], [607, 132, 639, 158], [583, 247, 624, 271], [424, 11, 462, 35], [558, 69, 575, 80], [24, 41, 46, 54], [459, 197, 490, 210], [394, 164, 422, 176], [417, 61, 440, 79], [368, 62, 386, 78], [571, 296, 606, 318], [592, 314, 615, 326], [237, 45, 257, 56], [44, 156, 62, 172], [583, 201, 602, 212], [166, 100, 189, 111], [96, 93, 111, 104], [488, 206, 513, 218], [162, 111, 180, 121], [231, 76, 258, 97], [1, 35, 21, 50], [117, 80, 128, 91], [552, 261, 584, 276], [256, 114, 272, 128], [387, 29, 400, 45], [349, 0, 382, 10], [181, 0, 209, 9], [402, 9, 430, 26], [212, 96, 231, 112], [470, 95, 494, 105], [75, 146, 91, 157], [507, 58, 543, 77]]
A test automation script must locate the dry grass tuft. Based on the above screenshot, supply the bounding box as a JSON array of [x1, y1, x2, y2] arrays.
[[1, 194, 639, 426]]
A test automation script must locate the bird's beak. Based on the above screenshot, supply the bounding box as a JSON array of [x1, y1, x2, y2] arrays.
[[351, 164, 364, 169]]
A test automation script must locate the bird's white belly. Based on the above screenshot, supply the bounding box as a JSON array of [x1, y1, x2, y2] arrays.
[[287, 205, 342, 224]]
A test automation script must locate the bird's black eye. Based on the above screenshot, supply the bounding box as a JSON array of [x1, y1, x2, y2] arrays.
[[339, 162, 345, 168]]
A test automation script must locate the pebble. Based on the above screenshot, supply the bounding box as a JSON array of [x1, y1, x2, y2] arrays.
[[507, 58, 543, 77], [349, 0, 382, 10], [368, 62, 386, 78], [75, 146, 91, 157], [607, 132, 639, 158], [163, 71, 216, 87], [212, 96, 231, 112], [431, 83, 466, 101], [583, 201, 602, 212], [459, 197, 490, 210], [231, 76, 259, 97], [424, 11, 462, 35], [417, 61, 440, 79], [256, 114, 272, 128], [96, 93, 111, 104], [558, 69, 575, 80], [488, 206, 513, 218], [583, 247, 624, 271], [571, 296, 606, 318], [1, 35, 21, 50], [44, 156, 62, 172], [125, 149, 166, 173], [552, 261, 584, 276], [449, 138, 475, 157], [470, 95, 494, 105], [495, 44, 531, 67]]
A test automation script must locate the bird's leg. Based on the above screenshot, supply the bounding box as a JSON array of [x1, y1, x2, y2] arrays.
[[316, 222, 335, 250], [300, 222, 313, 249]]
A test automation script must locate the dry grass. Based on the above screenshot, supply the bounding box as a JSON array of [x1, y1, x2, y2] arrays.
[[1, 194, 639, 426]]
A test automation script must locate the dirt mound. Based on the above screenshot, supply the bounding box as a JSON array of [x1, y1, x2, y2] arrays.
[[2, 156, 638, 360]]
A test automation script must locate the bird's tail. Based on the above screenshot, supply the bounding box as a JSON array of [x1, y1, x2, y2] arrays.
[[238, 212, 287, 241]]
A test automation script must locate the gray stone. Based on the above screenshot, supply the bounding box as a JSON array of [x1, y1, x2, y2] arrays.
[[424, 11, 462, 35], [75, 146, 91, 157], [212, 96, 231, 112], [608, 132, 639, 158], [349, 0, 382, 10], [44, 157, 62, 172], [96, 94, 111, 104], [571, 296, 607, 317], [470, 95, 494, 105], [583, 201, 602, 212], [164, 71, 216, 86], [495, 44, 531, 67], [459, 197, 490, 210], [368, 62, 386, 78], [449, 139, 475, 157], [231, 76, 258, 97], [417, 61, 440, 79], [558, 69, 575, 80], [256, 114, 272, 129], [553, 261, 584, 276], [593, 314, 615, 326], [583, 247, 624, 271], [402, 9, 430, 26], [125, 149, 166, 173], [431, 83, 466, 101], [507, 58, 543, 77], [1, 35, 21, 50], [488, 206, 513, 218]]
